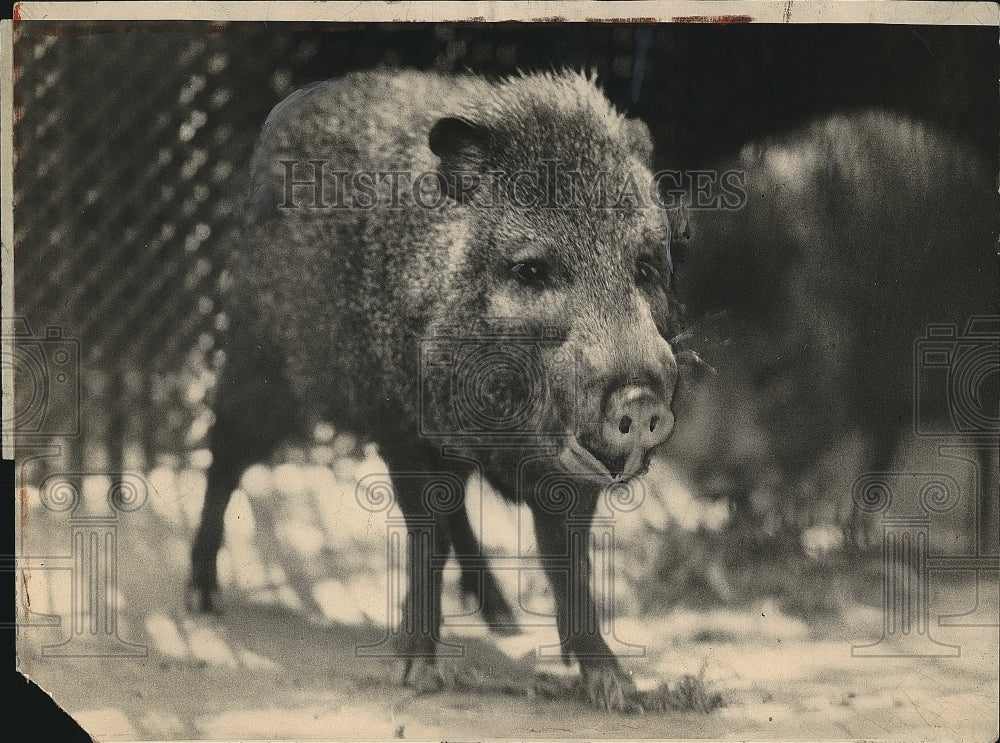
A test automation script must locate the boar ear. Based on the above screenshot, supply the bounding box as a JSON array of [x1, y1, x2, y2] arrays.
[[625, 118, 654, 165], [428, 116, 490, 203]]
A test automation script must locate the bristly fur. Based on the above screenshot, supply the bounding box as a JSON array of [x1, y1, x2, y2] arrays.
[[228, 68, 679, 448]]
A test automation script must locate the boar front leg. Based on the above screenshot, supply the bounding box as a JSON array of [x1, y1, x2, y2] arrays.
[[382, 448, 457, 692], [531, 501, 639, 713]]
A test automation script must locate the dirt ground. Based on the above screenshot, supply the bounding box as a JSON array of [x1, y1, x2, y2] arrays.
[[15, 460, 1000, 741]]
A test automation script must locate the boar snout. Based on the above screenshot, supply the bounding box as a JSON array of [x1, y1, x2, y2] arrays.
[[566, 347, 679, 481], [595, 383, 675, 477]]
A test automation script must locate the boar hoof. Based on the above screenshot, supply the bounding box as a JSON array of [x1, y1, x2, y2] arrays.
[[476, 590, 520, 637], [582, 663, 641, 714], [185, 582, 222, 614], [402, 658, 445, 694]]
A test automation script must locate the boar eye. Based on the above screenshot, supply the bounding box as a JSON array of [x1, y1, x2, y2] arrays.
[[509, 260, 550, 287], [636, 257, 665, 286]]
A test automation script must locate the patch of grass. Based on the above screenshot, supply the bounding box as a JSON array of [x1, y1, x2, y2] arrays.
[[531, 667, 725, 715], [434, 660, 529, 697], [637, 668, 726, 714]]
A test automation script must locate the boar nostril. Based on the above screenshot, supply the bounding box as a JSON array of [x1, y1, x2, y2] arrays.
[[649, 416, 659, 432], [619, 416, 632, 435]]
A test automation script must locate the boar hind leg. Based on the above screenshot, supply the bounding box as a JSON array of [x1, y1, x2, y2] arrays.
[[190, 329, 299, 613], [531, 504, 639, 713], [189, 429, 251, 613], [448, 505, 518, 635]]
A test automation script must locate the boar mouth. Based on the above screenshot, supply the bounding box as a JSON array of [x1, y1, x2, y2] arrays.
[[558, 437, 651, 483]]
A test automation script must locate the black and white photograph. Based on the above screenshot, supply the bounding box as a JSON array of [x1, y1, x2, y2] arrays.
[[4, 2, 999, 740]]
